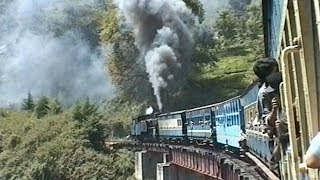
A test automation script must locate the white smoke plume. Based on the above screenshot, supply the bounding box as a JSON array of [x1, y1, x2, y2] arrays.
[[115, 0, 194, 111], [145, 106, 153, 115], [0, 0, 114, 107]]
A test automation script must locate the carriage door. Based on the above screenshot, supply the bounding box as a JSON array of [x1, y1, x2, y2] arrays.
[[181, 112, 187, 136], [215, 104, 226, 145]]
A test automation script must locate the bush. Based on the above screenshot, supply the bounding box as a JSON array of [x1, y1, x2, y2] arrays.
[[0, 111, 134, 179], [35, 96, 50, 119]]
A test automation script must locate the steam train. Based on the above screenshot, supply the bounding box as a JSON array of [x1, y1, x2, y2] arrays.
[[131, 85, 256, 151], [132, 0, 320, 179]]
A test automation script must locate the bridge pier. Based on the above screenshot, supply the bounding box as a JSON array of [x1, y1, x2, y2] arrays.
[[135, 151, 164, 180], [156, 153, 175, 180]]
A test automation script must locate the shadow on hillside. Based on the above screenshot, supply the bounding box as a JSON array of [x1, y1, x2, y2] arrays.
[[166, 73, 250, 111], [218, 46, 250, 57]]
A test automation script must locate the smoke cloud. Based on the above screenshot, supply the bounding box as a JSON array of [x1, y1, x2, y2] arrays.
[[115, 0, 194, 110], [0, 0, 114, 107]]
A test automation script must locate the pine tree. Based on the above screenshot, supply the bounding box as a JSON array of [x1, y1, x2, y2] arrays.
[[35, 96, 50, 119], [21, 91, 35, 112], [72, 98, 99, 123], [72, 98, 104, 150], [50, 99, 63, 115]]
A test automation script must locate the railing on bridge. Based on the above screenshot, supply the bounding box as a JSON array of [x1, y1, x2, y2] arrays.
[[107, 141, 276, 180]]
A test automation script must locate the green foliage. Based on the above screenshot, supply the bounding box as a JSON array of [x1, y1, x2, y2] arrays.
[[35, 96, 50, 119], [73, 98, 100, 123], [0, 108, 9, 118], [50, 99, 63, 115], [214, 4, 264, 57], [0, 111, 134, 179], [99, 8, 120, 44], [113, 150, 135, 179], [216, 10, 238, 41], [193, 25, 218, 66], [100, 9, 153, 103], [183, 0, 205, 23], [229, 0, 252, 13], [102, 96, 146, 139], [38, 2, 104, 48], [21, 91, 35, 112], [72, 98, 105, 151]]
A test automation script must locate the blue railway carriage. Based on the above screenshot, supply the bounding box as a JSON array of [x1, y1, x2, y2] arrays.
[[186, 105, 214, 143], [213, 96, 244, 148], [241, 83, 272, 164], [158, 110, 187, 141]]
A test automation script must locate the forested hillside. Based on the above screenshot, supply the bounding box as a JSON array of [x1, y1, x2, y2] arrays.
[[0, 0, 264, 179], [101, 0, 263, 112]]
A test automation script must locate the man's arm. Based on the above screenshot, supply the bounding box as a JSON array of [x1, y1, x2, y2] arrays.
[[305, 132, 320, 168]]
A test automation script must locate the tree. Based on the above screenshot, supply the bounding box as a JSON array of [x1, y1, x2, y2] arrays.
[[72, 98, 100, 123], [35, 96, 50, 119], [228, 0, 252, 13], [183, 0, 205, 23], [36, 1, 104, 48], [244, 4, 264, 56], [215, 10, 238, 41], [100, 8, 154, 102], [50, 99, 63, 115], [72, 98, 105, 150], [21, 91, 35, 112], [0, 111, 135, 179], [193, 25, 217, 65]]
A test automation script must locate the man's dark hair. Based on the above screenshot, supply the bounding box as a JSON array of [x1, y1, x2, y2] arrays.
[[266, 72, 282, 92], [253, 58, 278, 81]]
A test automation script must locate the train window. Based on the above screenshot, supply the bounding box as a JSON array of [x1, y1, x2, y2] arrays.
[[236, 101, 239, 111], [231, 103, 234, 113], [235, 115, 237, 125], [233, 103, 235, 112], [236, 101, 238, 111]]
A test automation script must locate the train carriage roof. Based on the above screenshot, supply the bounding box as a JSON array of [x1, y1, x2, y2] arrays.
[[158, 110, 186, 117], [186, 104, 216, 112]]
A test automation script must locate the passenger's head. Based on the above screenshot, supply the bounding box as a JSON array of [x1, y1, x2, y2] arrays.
[[253, 58, 278, 80], [266, 72, 282, 93]]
